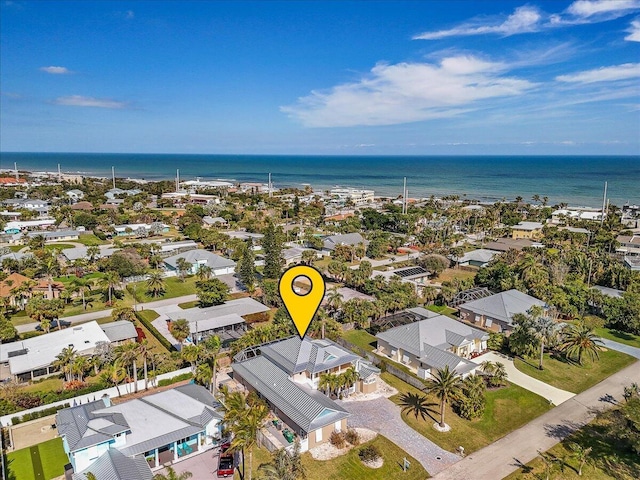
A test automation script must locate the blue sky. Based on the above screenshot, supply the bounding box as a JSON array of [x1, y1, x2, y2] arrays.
[[1, 0, 639, 155]]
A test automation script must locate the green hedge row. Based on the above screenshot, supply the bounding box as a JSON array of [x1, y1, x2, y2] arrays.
[[157, 372, 192, 387], [135, 311, 176, 352], [11, 403, 71, 425]]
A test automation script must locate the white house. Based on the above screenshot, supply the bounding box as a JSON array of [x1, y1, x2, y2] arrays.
[[163, 248, 236, 276]]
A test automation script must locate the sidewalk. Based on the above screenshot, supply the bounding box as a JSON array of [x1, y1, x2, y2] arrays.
[[0, 367, 191, 427], [432, 359, 640, 480]]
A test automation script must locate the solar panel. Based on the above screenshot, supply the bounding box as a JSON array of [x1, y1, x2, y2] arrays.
[[8, 349, 28, 358], [394, 267, 428, 278]]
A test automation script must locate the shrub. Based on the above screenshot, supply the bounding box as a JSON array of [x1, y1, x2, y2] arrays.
[[11, 403, 71, 425], [157, 372, 192, 387], [136, 312, 175, 352], [358, 445, 381, 462], [13, 393, 42, 409], [63, 380, 88, 391], [345, 428, 360, 446], [329, 430, 346, 449]]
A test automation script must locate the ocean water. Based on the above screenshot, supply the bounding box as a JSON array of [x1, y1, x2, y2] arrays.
[[1, 152, 639, 208]]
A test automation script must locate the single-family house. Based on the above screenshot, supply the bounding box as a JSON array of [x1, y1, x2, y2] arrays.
[[66, 189, 85, 202], [0, 272, 65, 307], [371, 266, 430, 293], [484, 238, 540, 252], [233, 336, 379, 452], [322, 233, 368, 253], [616, 235, 640, 256], [112, 223, 169, 237], [70, 201, 94, 211], [62, 246, 118, 262], [452, 248, 498, 268], [202, 216, 228, 228], [511, 222, 544, 240], [624, 256, 640, 271], [376, 310, 487, 379], [25, 229, 80, 241], [282, 246, 318, 265], [72, 448, 153, 480], [159, 240, 198, 255], [56, 384, 224, 474], [163, 249, 236, 276], [101, 321, 139, 345], [458, 289, 548, 332], [0, 321, 110, 382]]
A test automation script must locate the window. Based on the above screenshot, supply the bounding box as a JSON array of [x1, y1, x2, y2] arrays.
[[402, 354, 410, 364]]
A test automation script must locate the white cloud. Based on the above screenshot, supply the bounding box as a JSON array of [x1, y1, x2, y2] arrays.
[[626, 18, 640, 40], [566, 0, 640, 19], [556, 63, 640, 83], [413, 6, 542, 40], [54, 95, 127, 109], [40, 66, 71, 75], [281, 56, 536, 127]]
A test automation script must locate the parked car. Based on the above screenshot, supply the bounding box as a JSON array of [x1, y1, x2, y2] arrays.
[[217, 452, 235, 478]]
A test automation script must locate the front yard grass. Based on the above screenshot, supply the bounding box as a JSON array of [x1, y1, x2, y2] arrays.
[[6, 438, 67, 480], [342, 329, 377, 352], [514, 349, 636, 394], [434, 268, 476, 283], [235, 435, 428, 480], [75, 233, 107, 246], [595, 327, 640, 349], [129, 275, 198, 302], [425, 304, 458, 316], [383, 372, 551, 455]]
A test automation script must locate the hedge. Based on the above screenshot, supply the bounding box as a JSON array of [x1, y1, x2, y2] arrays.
[[157, 372, 192, 387], [11, 403, 71, 425], [135, 311, 176, 352]]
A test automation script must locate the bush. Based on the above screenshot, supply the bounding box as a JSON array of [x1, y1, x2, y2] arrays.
[[345, 428, 360, 446], [358, 445, 381, 462], [136, 312, 175, 352], [329, 430, 346, 449], [13, 393, 42, 409], [487, 332, 506, 352], [157, 372, 192, 387]]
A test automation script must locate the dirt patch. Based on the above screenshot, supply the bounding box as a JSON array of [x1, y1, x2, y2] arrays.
[[9, 415, 58, 451]]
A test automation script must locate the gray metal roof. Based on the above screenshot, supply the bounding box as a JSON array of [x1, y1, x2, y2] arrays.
[[419, 344, 477, 375], [356, 362, 380, 381], [259, 336, 360, 375], [165, 297, 269, 323], [163, 248, 235, 270], [101, 321, 138, 343], [232, 355, 349, 433], [458, 289, 547, 325], [72, 450, 153, 480], [322, 233, 367, 250]]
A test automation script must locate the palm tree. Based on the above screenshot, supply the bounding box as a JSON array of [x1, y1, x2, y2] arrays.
[[152, 466, 193, 480], [100, 362, 126, 396], [229, 402, 269, 480], [424, 365, 462, 429], [137, 339, 152, 390], [71, 355, 88, 382], [71, 277, 92, 310], [491, 362, 508, 387], [398, 392, 437, 420], [197, 265, 213, 281], [146, 270, 166, 298], [111, 306, 136, 322], [181, 344, 203, 372], [203, 335, 221, 395], [257, 440, 305, 480], [338, 366, 359, 397], [325, 287, 343, 316], [560, 322, 604, 365], [175, 258, 192, 282], [101, 271, 121, 305], [532, 309, 561, 370], [169, 318, 191, 345], [319, 372, 338, 396], [86, 246, 100, 263], [116, 342, 140, 393], [53, 346, 77, 382]]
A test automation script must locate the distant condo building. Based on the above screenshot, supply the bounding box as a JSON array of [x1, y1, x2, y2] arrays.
[[329, 188, 375, 206]]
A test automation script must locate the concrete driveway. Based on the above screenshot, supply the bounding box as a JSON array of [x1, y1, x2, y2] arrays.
[[155, 447, 221, 478], [598, 337, 640, 359], [472, 352, 575, 405], [337, 396, 460, 475]]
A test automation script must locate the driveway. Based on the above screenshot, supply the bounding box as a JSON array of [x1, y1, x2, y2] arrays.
[[155, 447, 220, 478], [472, 352, 575, 405], [432, 359, 640, 480], [598, 337, 640, 359], [337, 396, 460, 475]]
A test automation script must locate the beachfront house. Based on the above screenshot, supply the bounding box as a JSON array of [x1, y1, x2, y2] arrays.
[[56, 384, 224, 475], [232, 336, 379, 452], [163, 248, 236, 276], [376, 309, 486, 379], [458, 289, 548, 332]]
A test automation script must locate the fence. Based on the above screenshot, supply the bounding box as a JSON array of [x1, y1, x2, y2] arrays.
[[335, 338, 427, 391]]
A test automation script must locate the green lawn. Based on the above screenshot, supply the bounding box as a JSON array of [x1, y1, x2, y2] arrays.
[[596, 327, 640, 349], [514, 349, 636, 394], [383, 372, 551, 454], [128, 276, 198, 302], [236, 435, 428, 480], [6, 438, 68, 480], [425, 305, 457, 316], [505, 408, 640, 480], [342, 329, 377, 352], [178, 300, 199, 309], [75, 234, 107, 246], [43, 243, 75, 251]]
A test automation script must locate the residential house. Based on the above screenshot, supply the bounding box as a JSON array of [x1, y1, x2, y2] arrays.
[[511, 221, 544, 240], [484, 238, 540, 252], [159, 240, 198, 255], [458, 289, 548, 332], [105, 188, 142, 200], [62, 246, 118, 262], [322, 233, 368, 253], [0, 272, 65, 307], [616, 234, 640, 256], [232, 336, 379, 452], [329, 188, 375, 206], [0, 321, 110, 382], [202, 216, 228, 228], [282, 246, 318, 265], [4, 218, 56, 234], [112, 223, 169, 237], [66, 189, 85, 202], [376, 310, 487, 380], [625, 256, 640, 271], [70, 201, 94, 211], [0, 210, 22, 221], [72, 448, 153, 480], [56, 384, 224, 474], [371, 266, 430, 293], [2, 198, 50, 216], [25, 229, 80, 242], [165, 297, 269, 345], [0, 177, 26, 186], [101, 321, 139, 345], [163, 248, 236, 276], [452, 248, 497, 268]]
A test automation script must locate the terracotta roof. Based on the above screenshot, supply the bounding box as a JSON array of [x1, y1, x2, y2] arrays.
[[0, 177, 26, 184], [0, 272, 64, 297], [70, 201, 94, 210]]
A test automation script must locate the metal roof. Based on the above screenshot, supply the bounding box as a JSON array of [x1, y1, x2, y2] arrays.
[[165, 297, 269, 323], [458, 289, 547, 325], [101, 321, 138, 343], [232, 355, 349, 434], [73, 450, 153, 480], [163, 248, 235, 270], [322, 233, 367, 250]]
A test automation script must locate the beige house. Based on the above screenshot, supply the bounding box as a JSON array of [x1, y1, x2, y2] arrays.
[[511, 221, 544, 239], [233, 336, 379, 452]]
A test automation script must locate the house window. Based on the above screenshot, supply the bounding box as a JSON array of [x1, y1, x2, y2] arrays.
[[485, 319, 493, 327], [402, 354, 410, 364], [315, 429, 322, 443]]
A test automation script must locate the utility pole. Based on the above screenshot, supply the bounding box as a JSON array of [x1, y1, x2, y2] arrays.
[[402, 177, 407, 214], [600, 181, 607, 227], [112, 166, 116, 189]]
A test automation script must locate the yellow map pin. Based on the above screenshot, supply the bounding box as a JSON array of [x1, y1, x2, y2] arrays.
[[279, 265, 326, 339]]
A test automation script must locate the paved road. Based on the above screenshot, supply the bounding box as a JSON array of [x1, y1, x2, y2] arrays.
[[598, 337, 640, 359], [432, 360, 640, 480], [471, 352, 575, 405], [338, 396, 460, 475], [15, 294, 198, 333]]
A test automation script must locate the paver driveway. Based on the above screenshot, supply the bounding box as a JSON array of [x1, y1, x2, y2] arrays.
[[338, 396, 460, 475]]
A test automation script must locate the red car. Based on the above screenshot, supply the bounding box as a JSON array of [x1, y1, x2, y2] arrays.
[[217, 444, 234, 478]]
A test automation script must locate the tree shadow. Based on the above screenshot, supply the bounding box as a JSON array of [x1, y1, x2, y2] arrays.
[[607, 329, 637, 342], [543, 420, 583, 439], [511, 458, 534, 474]]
